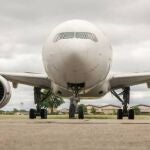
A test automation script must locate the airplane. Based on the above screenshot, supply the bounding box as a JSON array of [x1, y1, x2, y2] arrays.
[[0, 19, 150, 120]]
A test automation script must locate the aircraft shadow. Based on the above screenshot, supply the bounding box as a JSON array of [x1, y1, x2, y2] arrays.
[[33, 120, 150, 125]]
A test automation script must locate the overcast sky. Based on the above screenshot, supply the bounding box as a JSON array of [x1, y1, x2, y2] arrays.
[[0, 0, 150, 110]]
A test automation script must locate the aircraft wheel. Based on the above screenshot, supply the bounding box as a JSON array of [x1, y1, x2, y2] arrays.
[[78, 105, 84, 119], [29, 109, 36, 119], [40, 109, 47, 119], [69, 104, 76, 118], [117, 109, 123, 119], [128, 109, 134, 120]]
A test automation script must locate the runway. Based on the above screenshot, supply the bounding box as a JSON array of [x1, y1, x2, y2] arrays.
[[0, 119, 150, 150]]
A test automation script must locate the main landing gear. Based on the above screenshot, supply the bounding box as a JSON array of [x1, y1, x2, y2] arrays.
[[29, 108, 47, 119], [111, 87, 134, 120], [29, 87, 49, 119]]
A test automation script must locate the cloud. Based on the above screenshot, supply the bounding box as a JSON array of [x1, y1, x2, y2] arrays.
[[0, 0, 150, 24], [112, 40, 150, 72], [100, 23, 150, 46]]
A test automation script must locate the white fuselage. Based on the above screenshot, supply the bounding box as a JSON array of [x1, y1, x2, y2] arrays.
[[42, 20, 112, 92]]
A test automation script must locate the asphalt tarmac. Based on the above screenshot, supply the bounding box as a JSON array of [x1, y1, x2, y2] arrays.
[[0, 119, 150, 150]]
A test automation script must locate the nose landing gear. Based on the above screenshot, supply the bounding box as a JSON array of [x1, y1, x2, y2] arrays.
[[69, 96, 85, 119], [111, 87, 134, 120], [78, 104, 84, 119], [68, 84, 85, 119], [69, 96, 79, 119]]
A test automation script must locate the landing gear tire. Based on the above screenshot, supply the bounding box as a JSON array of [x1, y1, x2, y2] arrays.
[[29, 109, 36, 119], [78, 105, 84, 119], [69, 104, 76, 119], [117, 109, 123, 119], [128, 109, 134, 120], [40, 109, 47, 119]]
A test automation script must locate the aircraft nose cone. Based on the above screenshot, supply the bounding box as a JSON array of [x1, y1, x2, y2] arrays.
[[62, 49, 88, 83], [51, 40, 102, 86], [54, 41, 101, 84]]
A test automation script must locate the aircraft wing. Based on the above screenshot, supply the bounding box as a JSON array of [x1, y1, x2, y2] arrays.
[[109, 72, 150, 90], [0, 72, 51, 88]]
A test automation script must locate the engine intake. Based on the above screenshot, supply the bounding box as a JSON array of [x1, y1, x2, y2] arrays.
[[0, 76, 11, 108], [0, 82, 4, 100]]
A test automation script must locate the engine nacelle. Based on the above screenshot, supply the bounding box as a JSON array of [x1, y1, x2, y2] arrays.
[[0, 76, 11, 108]]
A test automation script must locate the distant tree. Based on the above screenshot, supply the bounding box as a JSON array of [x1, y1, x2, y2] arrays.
[[91, 106, 96, 114], [40, 89, 64, 114], [19, 109, 27, 113], [132, 106, 140, 115], [0, 110, 4, 114], [13, 108, 19, 113], [78, 104, 87, 113]]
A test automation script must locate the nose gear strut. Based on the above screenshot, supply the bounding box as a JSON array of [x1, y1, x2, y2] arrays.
[[69, 85, 84, 119]]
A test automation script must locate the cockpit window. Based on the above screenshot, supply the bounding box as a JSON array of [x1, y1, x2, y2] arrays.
[[54, 32, 74, 42], [76, 32, 98, 42], [54, 32, 98, 42]]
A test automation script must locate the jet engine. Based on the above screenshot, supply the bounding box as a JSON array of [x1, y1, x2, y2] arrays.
[[0, 76, 11, 108]]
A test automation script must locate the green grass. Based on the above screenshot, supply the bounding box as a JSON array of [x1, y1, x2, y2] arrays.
[[134, 115, 150, 120], [0, 114, 28, 120]]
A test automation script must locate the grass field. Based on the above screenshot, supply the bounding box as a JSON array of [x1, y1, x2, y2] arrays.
[[0, 114, 150, 120]]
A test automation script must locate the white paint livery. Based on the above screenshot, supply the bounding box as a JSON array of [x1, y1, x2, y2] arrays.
[[43, 20, 112, 90]]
